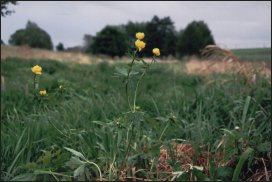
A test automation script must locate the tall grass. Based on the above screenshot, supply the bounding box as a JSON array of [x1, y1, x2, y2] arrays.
[[1, 58, 271, 181]]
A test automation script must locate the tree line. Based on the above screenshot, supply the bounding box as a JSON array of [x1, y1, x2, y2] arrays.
[[4, 15, 215, 59]]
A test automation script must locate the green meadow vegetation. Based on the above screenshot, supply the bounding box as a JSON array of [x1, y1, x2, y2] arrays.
[[232, 48, 271, 62], [1, 55, 271, 181], [1, 2, 271, 180]]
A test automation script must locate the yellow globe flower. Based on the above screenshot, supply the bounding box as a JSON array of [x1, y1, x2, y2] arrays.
[[135, 39, 146, 51], [152, 48, 160, 56], [136, 32, 145, 40], [39, 90, 47, 96], [31, 65, 42, 75]]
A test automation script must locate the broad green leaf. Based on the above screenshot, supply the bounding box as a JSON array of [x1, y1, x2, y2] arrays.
[[192, 167, 210, 181], [64, 147, 86, 161], [74, 164, 86, 178], [65, 156, 85, 169], [114, 67, 128, 77]]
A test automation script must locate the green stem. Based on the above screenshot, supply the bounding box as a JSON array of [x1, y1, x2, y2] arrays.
[[133, 58, 155, 112], [133, 68, 147, 112], [48, 119, 69, 138], [126, 51, 136, 111], [85, 160, 102, 181], [33, 74, 36, 90], [159, 122, 170, 141], [34, 170, 72, 178], [120, 124, 134, 171]]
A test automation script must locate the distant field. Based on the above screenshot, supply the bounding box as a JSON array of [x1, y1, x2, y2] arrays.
[[231, 48, 271, 61]]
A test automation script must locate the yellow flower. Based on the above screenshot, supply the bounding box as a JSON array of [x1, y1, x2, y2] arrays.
[[152, 48, 160, 56], [31, 65, 42, 75], [39, 90, 47, 96], [136, 32, 145, 40], [135, 39, 146, 51], [59, 85, 63, 89]]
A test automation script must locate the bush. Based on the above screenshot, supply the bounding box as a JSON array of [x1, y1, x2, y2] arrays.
[[56, 42, 64, 51], [9, 20, 53, 50], [177, 20, 215, 58]]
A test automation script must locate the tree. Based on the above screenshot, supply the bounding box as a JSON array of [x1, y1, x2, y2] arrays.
[[9, 20, 53, 50], [1, 39, 4, 45], [56, 42, 64, 51], [88, 26, 127, 57], [176, 20, 215, 58], [1, 0, 17, 17], [83, 34, 94, 52], [145, 16, 177, 57], [124, 21, 146, 49]]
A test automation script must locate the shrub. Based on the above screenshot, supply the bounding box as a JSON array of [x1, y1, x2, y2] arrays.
[[9, 20, 53, 50]]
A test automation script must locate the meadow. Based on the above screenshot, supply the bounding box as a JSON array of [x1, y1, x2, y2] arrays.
[[232, 48, 271, 64], [1, 54, 271, 181]]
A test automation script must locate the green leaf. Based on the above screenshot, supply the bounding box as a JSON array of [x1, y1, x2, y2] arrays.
[[257, 141, 271, 153], [65, 156, 85, 169], [14, 128, 26, 154], [217, 166, 233, 180], [114, 66, 128, 77], [42, 151, 52, 164], [155, 116, 169, 123], [192, 167, 210, 181], [232, 147, 254, 181], [19, 162, 38, 171], [74, 164, 86, 178], [221, 128, 235, 137], [241, 96, 251, 130], [174, 171, 189, 181], [127, 111, 144, 124], [92, 120, 106, 126], [64, 147, 87, 161], [11, 173, 36, 181]]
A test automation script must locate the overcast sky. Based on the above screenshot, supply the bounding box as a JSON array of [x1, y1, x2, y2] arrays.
[[1, 1, 271, 49]]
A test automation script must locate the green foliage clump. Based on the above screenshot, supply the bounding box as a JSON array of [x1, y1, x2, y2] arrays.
[[1, 0, 17, 17], [88, 26, 128, 57], [145, 16, 177, 57], [56, 42, 64, 51], [9, 20, 53, 50], [86, 16, 215, 59], [177, 20, 215, 58], [1, 57, 271, 181]]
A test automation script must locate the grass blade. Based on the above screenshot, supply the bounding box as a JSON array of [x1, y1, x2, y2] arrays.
[[232, 147, 254, 181]]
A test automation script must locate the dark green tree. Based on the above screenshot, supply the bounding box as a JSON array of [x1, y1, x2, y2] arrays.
[[1, 0, 17, 17], [145, 16, 177, 57], [9, 20, 53, 50], [176, 20, 215, 58], [88, 26, 127, 57], [123, 21, 146, 49], [56, 42, 64, 51]]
